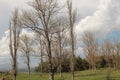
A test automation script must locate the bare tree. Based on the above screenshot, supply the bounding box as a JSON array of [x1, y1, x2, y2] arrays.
[[51, 18, 68, 78], [9, 9, 21, 80], [101, 40, 113, 80], [19, 34, 32, 76], [112, 41, 120, 69], [67, 0, 77, 80], [82, 31, 98, 72], [21, 0, 62, 80], [56, 31, 63, 78], [102, 40, 113, 68], [35, 33, 46, 75]]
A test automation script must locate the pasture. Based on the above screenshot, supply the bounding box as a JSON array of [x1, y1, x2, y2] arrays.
[[0, 68, 120, 80]]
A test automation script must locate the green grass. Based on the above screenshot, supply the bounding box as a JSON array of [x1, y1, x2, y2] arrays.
[[1, 68, 120, 80]]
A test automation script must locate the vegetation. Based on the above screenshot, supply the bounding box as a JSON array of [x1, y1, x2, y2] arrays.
[[1, 68, 120, 80], [35, 56, 89, 73], [1, 0, 120, 80]]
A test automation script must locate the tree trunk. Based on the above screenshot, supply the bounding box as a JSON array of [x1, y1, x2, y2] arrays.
[[40, 41, 43, 75], [28, 63, 30, 76], [58, 32, 62, 78], [13, 75, 16, 80], [40, 57, 43, 74], [27, 54, 30, 76], [47, 35, 54, 80], [71, 59, 75, 80], [67, 0, 75, 79], [13, 56, 17, 80], [59, 63, 62, 77], [49, 70, 54, 80], [71, 23, 75, 80]]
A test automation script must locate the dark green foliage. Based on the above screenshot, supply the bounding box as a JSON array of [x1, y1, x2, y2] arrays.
[[35, 55, 119, 73], [61, 58, 70, 72], [35, 56, 89, 73], [75, 56, 89, 71], [99, 56, 107, 68]]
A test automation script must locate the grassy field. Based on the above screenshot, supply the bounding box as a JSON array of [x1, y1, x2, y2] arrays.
[[1, 68, 120, 80]]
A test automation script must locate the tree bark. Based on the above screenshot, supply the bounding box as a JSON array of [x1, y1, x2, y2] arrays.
[[47, 35, 54, 80], [27, 58, 30, 76]]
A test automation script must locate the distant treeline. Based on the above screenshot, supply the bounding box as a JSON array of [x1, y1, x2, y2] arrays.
[[35, 55, 117, 73]]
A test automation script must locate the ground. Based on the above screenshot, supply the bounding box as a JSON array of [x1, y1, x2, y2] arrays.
[[0, 68, 120, 80]]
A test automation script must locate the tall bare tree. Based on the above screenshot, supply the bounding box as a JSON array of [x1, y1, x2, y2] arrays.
[[19, 34, 32, 76], [21, 0, 62, 80], [9, 9, 21, 80], [67, 0, 77, 80]]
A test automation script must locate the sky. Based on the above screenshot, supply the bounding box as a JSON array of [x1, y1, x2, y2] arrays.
[[0, 0, 120, 70]]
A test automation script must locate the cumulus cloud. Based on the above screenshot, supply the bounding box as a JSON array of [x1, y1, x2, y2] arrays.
[[20, 29, 36, 39], [75, 0, 120, 40], [0, 29, 38, 70], [0, 30, 10, 56], [0, 29, 35, 56]]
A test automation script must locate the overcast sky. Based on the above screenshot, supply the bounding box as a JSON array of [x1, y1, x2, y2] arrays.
[[1, 0, 120, 70]]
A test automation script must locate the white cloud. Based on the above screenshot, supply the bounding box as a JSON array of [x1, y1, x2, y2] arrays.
[[20, 29, 36, 39], [0, 29, 35, 56], [75, 0, 120, 40], [0, 30, 10, 56], [0, 29, 38, 70]]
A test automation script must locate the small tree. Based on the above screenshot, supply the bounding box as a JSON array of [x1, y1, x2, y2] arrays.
[[82, 31, 98, 72], [35, 33, 46, 75], [101, 40, 113, 80], [112, 41, 120, 69], [19, 34, 33, 76], [102, 40, 113, 68]]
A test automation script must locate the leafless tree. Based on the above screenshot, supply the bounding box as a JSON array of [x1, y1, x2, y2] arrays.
[[21, 0, 62, 80], [51, 18, 68, 78], [67, 0, 77, 80], [112, 40, 120, 69], [55, 31, 64, 78], [35, 33, 46, 75], [101, 40, 113, 80], [82, 31, 98, 72], [9, 9, 21, 80], [102, 40, 113, 68], [19, 34, 32, 76]]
